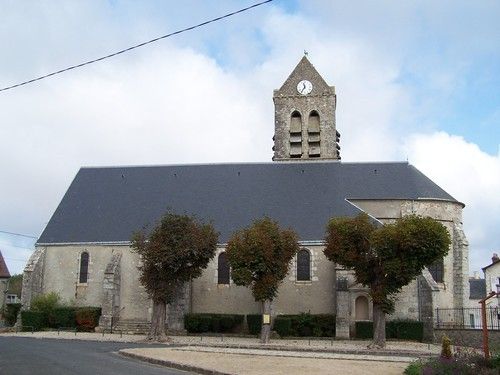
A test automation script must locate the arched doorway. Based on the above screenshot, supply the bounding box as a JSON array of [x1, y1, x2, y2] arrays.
[[355, 296, 369, 320]]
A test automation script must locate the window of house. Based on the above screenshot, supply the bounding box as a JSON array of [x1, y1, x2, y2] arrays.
[[428, 258, 444, 283], [469, 313, 475, 328], [296, 249, 311, 281], [79, 251, 89, 283], [218, 252, 230, 285]]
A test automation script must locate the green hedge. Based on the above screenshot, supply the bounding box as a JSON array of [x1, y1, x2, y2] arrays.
[[75, 307, 101, 331], [51, 307, 77, 328], [21, 306, 101, 331], [246, 314, 262, 335], [275, 313, 336, 337], [21, 310, 47, 331], [355, 320, 423, 341], [3, 303, 22, 326], [355, 321, 373, 339], [273, 317, 292, 337], [184, 314, 244, 333], [387, 320, 423, 341]]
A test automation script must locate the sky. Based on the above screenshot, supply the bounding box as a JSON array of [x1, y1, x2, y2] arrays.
[[0, 0, 499, 277]]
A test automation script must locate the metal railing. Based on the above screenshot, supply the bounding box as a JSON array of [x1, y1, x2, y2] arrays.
[[435, 307, 500, 330]]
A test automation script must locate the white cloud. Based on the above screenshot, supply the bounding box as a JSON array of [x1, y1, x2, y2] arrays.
[[403, 132, 500, 273], [0, 1, 498, 278]]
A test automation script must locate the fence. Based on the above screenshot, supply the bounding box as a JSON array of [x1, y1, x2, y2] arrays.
[[435, 307, 500, 330]]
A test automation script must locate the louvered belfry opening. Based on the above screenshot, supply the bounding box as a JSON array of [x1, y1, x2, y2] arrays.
[[308, 111, 320, 158], [290, 111, 302, 158]]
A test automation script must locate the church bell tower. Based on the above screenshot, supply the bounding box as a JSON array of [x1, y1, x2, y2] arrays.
[[273, 56, 340, 161]]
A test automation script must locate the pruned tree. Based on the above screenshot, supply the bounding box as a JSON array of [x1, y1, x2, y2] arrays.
[[226, 217, 299, 343], [324, 213, 450, 348], [131, 212, 218, 341]]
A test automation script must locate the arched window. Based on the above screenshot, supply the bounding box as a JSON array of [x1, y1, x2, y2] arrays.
[[428, 258, 444, 283], [296, 249, 311, 281], [308, 111, 320, 157], [355, 296, 369, 320], [289, 111, 302, 158], [218, 252, 230, 285], [79, 252, 89, 283]]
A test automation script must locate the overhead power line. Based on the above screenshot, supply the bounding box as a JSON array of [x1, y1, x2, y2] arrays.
[[0, 242, 35, 250], [0, 0, 273, 93], [0, 230, 37, 239]]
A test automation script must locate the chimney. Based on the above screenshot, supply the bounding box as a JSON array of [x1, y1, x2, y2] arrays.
[[492, 253, 499, 263]]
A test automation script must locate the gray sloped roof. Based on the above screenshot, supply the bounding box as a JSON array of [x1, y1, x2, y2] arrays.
[[469, 279, 486, 300], [37, 161, 459, 245]]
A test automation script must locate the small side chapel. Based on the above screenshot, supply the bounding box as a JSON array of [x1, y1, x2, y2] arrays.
[[22, 56, 470, 339]]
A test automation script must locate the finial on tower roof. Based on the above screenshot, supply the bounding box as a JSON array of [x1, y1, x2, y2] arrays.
[[304, 50, 308, 57]]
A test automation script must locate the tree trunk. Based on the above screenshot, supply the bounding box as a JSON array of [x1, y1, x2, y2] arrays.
[[370, 302, 386, 348], [147, 299, 168, 342], [260, 299, 272, 344]]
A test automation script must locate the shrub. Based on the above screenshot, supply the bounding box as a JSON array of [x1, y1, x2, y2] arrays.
[[354, 320, 423, 341], [312, 314, 336, 337], [31, 292, 61, 314], [246, 314, 262, 335], [441, 334, 452, 359], [355, 321, 373, 339], [198, 315, 212, 332], [295, 312, 313, 336], [220, 314, 242, 332], [273, 314, 336, 337], [75, 307, 101, 331], [184, 314, 199, 332], [52, 307, 77, 328], [390, 320, 424, 341], [273, 317, 292, 337], [184, 313, 244, 333], [21, 310, 46, 331], [405, 346, 500, 374], [3, 303, 22, 326], [404, 360, 423, 375]]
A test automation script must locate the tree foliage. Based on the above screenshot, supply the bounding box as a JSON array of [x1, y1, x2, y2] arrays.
[[7, 274, 23, 297], [226, 217, 299, 301], [226, 217, 299, 343], [131, 212, 218, 340], [324, 213, 451, 309], [324, 213, 451, 347], [132, 213, 219, 304]]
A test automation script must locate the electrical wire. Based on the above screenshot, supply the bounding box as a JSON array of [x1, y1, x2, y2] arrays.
[[0, 0, 273, 93], [0, 242, 35, 250], [0, 230, 37, 239]]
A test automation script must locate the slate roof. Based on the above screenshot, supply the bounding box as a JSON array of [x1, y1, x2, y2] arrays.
[[0, 250, 11, 278], [469, 278, 486, 300], [37, 161, 459, 245]]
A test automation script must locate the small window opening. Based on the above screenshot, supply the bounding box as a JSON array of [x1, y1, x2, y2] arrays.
[[428, 258, 444, 283], [296, 249, 311, 281], [79, 252, 89, 283], [218, 252, 230, 285]]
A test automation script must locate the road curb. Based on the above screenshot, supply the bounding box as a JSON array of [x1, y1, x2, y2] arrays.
[[175, 342, 432, 358], [119, 350, 233, 375]]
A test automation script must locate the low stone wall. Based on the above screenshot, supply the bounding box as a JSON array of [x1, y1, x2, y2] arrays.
[[434, 328, 500, 350]]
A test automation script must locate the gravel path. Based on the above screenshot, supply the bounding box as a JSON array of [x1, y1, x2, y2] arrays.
[[121, 347, 410, 375]]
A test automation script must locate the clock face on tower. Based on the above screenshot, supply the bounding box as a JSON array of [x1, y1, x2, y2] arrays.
[[297, 80, 313, 95]]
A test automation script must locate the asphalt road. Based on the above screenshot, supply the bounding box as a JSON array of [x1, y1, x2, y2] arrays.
[[0, 337, 193, 375]]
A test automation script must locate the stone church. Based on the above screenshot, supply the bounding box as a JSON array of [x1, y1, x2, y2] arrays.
[[22, 56, 469, 338]]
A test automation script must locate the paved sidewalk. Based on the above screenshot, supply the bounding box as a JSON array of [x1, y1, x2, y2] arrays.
[[2, 331, 437, 374]]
